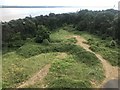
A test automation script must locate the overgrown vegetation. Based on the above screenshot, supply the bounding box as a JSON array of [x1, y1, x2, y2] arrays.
[[2, 9, 120, 50], [3, 30, 105, 88], [2, 8, 119, 88]]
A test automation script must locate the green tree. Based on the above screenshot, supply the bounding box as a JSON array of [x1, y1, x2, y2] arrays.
[[35, 25, 50, 43]]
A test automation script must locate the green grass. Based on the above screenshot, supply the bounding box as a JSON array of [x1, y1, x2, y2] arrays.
[[48, 77, 91, 88], [50, 29, 73, 43], [2, 52, 60, 88], [46, 55, 104, 88], [3, 28, 105, 88], [28, 54, 104, 88], [16, 30, 77, 58], [73, 30, 120, 67], [15, 29, 120, 66], [17, 42, 49, 58]]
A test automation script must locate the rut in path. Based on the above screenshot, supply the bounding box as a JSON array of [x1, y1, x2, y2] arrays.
[[73, 35, 119, 88], [17, 64, 51, 88]]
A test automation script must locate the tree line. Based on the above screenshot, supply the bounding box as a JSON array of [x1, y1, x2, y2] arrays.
[[2, 9, 120, 48]]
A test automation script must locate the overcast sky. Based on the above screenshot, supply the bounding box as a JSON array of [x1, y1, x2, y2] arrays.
[[0, 0, 119, 8], [0, 0, 120, 21]]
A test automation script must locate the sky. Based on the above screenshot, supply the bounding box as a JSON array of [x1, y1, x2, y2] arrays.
[[0, 0, 119, 8], [0, 0, 120, 21]]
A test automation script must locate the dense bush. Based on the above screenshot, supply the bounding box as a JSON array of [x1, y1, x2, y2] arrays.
[[35, 25, 50, 43]]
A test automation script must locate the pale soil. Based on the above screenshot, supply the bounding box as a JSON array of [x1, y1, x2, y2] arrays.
[[73, 35, 119, 88]]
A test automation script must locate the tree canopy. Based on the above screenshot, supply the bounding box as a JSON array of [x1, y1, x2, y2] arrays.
[[2, 9, 120, 48]]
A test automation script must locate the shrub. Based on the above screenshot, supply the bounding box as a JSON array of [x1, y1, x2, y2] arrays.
[[35, 25, 50, 43]]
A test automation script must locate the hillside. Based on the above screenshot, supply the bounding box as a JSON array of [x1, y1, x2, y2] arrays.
[[2, 28, 119, 88], [2, 9, 120, 89]]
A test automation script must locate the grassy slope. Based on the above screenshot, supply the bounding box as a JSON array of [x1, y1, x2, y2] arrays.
[[2, 28, 105, 88], [73, 31, 120, 67], [29, 54, 104, 88], [50, 29, 73, 42], [27, 29, 104, 88], [2, 52, 60, 88]]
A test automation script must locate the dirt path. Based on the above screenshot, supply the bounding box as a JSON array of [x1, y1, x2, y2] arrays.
[[17, 53, 67, 88], [73, 35, 119, 88], [17, 64, 51, 88], [17, 35, 118, 88]]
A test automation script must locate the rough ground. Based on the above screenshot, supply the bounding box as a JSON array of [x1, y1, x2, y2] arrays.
[[73, 35, 119, 88]]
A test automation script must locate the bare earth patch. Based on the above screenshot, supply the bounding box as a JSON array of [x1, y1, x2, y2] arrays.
[[73, 35, 119, 88]]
